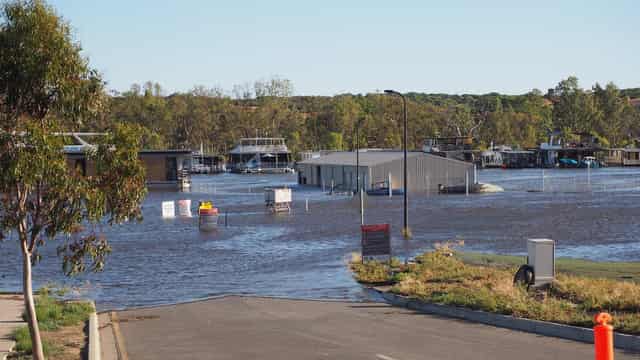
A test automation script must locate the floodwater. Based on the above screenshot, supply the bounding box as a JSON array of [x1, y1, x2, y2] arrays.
[[1, 168, 640, 310]]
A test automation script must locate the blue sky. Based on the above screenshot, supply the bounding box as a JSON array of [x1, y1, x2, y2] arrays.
[[49, 0, 639, 96]]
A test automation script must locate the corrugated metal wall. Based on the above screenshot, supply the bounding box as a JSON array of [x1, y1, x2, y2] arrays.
[[297, 154, 475, 193]]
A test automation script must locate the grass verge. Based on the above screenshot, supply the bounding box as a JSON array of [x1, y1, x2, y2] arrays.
[[9, 292, 93, 360], [457, 252, 640, 281], [350, 248, 640, 335]]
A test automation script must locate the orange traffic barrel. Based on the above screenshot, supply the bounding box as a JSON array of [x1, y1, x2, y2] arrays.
[[594, 312, 614, 360]]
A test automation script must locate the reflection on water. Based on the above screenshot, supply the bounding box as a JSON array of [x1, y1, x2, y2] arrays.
[[1, 169, 640, 310]]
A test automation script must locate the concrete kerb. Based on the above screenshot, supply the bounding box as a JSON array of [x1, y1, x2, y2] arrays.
[[378, 290, 640, 352], [88, 301, 101, 360]]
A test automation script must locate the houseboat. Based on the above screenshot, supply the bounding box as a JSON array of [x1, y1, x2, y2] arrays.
[[479, 149, 504, 168], [61, 133, 192, 190], [423, 136, 474, 162], [604, 148, 640, 166], [537, 132, 606, 168], [228, 137, 293, 173], [191, 152, 225, 174]]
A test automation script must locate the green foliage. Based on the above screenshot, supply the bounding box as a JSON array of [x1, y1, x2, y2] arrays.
[[0, 0, 105, 129], [0, 0, 147, 277], [88, 77, 640, 155], [26, 293, 93, 331], [0, 121, 146, 274], [620, 88, 640, 99], [325, 132, 343, 150], [11, 326, 56, 356]]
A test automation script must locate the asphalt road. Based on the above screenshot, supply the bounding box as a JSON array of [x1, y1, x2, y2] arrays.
[[106, 296, 637, 360]]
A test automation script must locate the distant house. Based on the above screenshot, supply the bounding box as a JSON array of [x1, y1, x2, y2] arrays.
[[61, 133, 191, 189], [297, 150, 475, 193]]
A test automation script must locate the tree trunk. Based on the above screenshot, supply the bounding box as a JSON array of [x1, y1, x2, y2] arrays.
[[21, 241, 45, 360]]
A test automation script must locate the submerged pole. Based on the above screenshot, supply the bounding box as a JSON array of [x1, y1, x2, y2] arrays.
[[360, 187, 364, 225], [305, 198, 309, 212], [388, 172, 392, 198], [465, 171, 469, 196], [542, 169, 545, 192], [426, 175, 430, 196]]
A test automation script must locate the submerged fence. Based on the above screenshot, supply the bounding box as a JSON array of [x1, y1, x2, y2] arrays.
[[535, 170, 640, 193]]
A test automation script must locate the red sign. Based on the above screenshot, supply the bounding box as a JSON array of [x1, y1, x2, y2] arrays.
[[361, 223, 391, 261]]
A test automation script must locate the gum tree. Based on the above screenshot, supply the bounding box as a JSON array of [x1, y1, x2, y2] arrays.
[[0, 1, 146, 359]]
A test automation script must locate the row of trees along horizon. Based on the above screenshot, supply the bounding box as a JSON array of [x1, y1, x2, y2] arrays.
[[84, 78, 640, 158]]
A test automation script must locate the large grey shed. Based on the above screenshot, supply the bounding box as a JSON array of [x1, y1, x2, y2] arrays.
[[296, 151, 475, 193]]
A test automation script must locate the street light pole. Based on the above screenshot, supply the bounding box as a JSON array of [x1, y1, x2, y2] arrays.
[[355, 119, 364, 225], [384, 90, 411, 260]]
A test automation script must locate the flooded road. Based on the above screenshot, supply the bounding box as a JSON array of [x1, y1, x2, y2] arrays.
[[1, 168, 640, 310]]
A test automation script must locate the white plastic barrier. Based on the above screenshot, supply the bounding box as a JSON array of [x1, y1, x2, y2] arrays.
[[177, 199, 192, 217], [161, 201, 175, 218]]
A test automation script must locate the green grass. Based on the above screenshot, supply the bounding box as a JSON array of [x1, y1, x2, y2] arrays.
[[11, 327, 57, 357], [27, 295, 94, 332], [457, 252, 640, 281], [350, 249, 640, 335], [11, 293, 93, 357]]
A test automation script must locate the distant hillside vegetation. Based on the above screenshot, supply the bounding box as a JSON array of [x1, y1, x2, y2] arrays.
[[621, 88, 640, 99], [81, 77, 640, 155]]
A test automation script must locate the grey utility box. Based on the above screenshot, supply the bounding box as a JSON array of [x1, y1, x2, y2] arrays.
[[527, 239, 555, 286]]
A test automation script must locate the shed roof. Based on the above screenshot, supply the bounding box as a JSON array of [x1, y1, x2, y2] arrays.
[[298, 151, 423, 167]]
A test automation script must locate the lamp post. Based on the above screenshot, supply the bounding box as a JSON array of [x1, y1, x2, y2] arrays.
[[384, 90, 411, 261], [355, 118, 364, 225]]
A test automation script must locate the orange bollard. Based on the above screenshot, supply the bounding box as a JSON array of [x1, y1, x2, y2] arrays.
[[594, 312, 614, 360]]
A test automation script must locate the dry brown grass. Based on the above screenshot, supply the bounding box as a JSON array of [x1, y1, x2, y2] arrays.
[[43, 323, 87, 360], [350, 248, 640, 334]]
